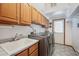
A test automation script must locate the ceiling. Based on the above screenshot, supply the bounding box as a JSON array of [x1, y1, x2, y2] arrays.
[[32, 3, 79, 22]]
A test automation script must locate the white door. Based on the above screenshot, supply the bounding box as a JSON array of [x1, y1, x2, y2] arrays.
[[54, 19, 65, 44]]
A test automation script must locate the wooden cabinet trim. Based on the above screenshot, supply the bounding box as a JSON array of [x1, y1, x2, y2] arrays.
[[29, 43, 38, 55], [16, 42, 38, 56], [29, 49, 38, 56], [16, 49, 29, 56]]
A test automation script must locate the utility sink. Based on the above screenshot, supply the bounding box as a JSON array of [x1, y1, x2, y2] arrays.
[[0, 38, 38, 55]]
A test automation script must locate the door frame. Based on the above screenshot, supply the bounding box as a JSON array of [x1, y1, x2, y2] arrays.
[[52, 18, 65, 45]]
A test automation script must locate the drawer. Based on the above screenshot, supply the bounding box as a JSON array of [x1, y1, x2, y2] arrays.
[[29, 43, 38, 55], [16, 49, 28, 56], [29, 49, 38, 56]]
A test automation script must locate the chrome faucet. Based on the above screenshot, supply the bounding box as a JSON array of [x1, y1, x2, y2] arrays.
[[14, 33, 18, 41], [13, 33, 23, 41]]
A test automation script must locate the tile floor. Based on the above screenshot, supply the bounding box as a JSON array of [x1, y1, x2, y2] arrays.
[[52, 44, 79, 56]]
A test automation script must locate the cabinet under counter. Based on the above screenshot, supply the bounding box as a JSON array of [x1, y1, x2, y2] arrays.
[[16, 43, 38, 56]]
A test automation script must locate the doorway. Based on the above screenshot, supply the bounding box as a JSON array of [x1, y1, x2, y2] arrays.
[[53, 18, 65, 45]]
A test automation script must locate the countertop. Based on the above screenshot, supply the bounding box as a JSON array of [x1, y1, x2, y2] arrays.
[[0, 38, 39, 56]]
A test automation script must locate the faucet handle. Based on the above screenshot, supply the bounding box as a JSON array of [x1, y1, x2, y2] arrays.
[[14, 33, 20, 41]]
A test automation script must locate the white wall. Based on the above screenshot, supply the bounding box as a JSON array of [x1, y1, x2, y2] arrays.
[[0, 24, 45, 43], [65, 17, 79, 52], [31, 24, 45, 33], [0, 25, 33, 43], [71, 18, 79, 52], [65, 19, 72, 45]]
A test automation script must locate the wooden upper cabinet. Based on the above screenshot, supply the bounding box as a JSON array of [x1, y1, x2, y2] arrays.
[[0, 3, 19, 24], [32, 7, 38, 24], [44, 18, 47, 26], [41, 16, 49, 27], [41, 16, 45, 26], [44, 17, 46, 26], [45, 19, 49, 27], [0, 3, 48, 26], [38, 13, 42, 25], [0, 3, 31, 25], [20, 4, 31, 25]]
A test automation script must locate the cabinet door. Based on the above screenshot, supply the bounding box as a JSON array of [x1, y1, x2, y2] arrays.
[[29, 43, 38, 55], [16, 49, 28, 56], [44, 18, 47, 27], [43, 17, 47, 26], [30, 49, 38, 56], [20, 4, 31, 25], [32, 7, 38, 24], [38, 13, 42, 25], [0, 3, 18, 23], [45, 19, 49, 27], [41, 16, 45, 26]]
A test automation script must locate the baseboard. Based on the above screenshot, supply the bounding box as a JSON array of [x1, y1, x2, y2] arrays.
[[55, 43, 79, 55], [55, 43, 65, 45], [68, 45, 79, 54]]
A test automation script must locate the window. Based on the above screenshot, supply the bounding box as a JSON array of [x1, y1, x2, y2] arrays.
[[54, 20, 64, 33]]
